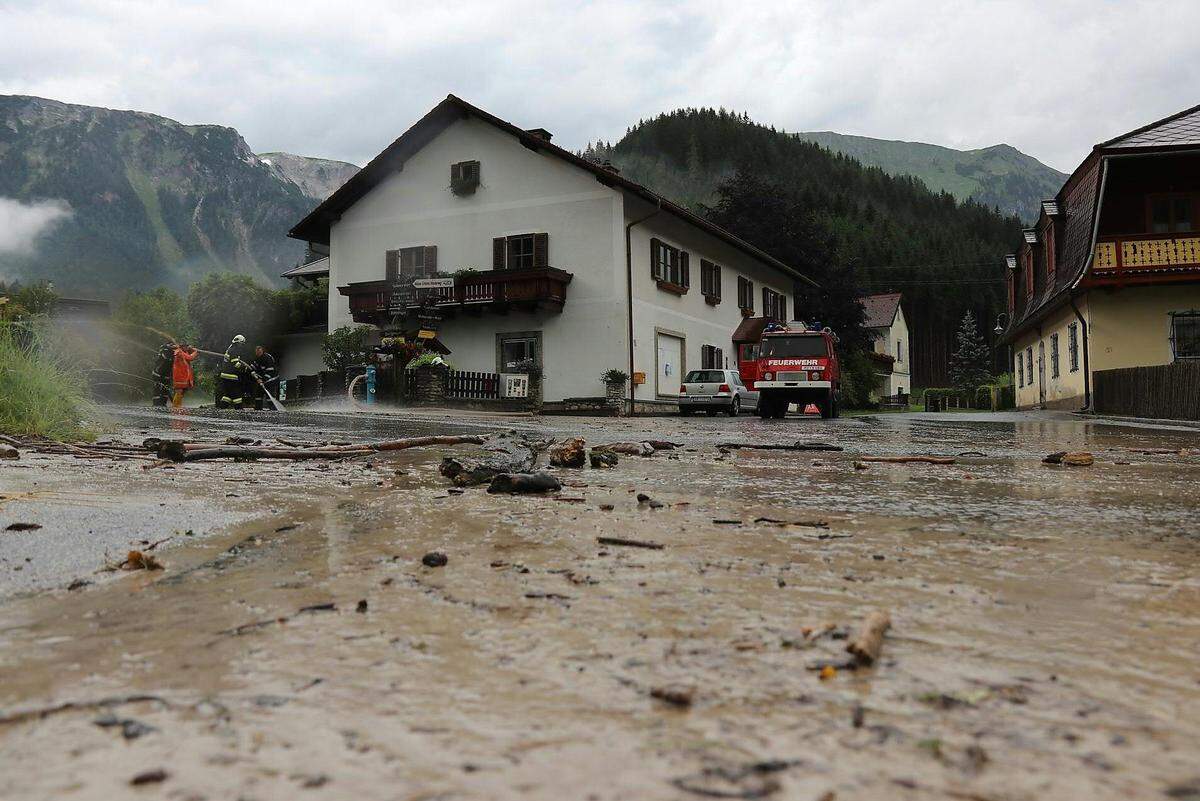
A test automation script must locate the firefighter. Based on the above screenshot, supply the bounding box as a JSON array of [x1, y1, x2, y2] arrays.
[[151, 343, 174, 406], [171, 344, 198, 408], [251, 344, 278, 410], [215, 334, 250, 409]]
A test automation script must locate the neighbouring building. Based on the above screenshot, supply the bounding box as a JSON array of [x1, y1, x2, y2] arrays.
[[859, 292, 910, 398], [276, 256, 329, 379], [287, 95, 810, 407], [998, 103, 1200, 411]]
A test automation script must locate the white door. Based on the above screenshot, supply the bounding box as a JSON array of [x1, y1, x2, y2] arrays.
[[656, 333, 684, 396]]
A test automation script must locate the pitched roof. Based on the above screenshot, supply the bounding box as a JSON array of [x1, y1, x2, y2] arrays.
[[281, 257, 329, 279], [1102, 103, 1200, 150], [288, 95, 814, 286], [859, 292, 901, 329]]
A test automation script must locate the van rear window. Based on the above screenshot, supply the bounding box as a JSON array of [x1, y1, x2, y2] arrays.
[[760, 336, 828, 358]]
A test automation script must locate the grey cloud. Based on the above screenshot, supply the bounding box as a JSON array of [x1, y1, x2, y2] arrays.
[[0, 198, 72, 255], [0, 1, 1196, 173]]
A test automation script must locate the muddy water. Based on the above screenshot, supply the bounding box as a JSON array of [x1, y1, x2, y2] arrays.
[[1, 412, 1199, 800]]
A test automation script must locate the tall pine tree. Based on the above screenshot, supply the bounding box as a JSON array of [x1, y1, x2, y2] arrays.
[[948, 311, 992, 390]]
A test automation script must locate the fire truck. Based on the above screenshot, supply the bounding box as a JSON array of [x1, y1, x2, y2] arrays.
[[736, 321, 840, 419]]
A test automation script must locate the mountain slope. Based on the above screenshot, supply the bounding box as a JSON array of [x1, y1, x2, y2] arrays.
[[792, 132, 1067, 221], [0, 96, 352, 296], [257, 152, 359, 203]]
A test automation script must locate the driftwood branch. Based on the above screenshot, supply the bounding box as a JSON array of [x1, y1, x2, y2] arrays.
[[858, 455, 956, 465], [719, 441, 843, 452], [597, 536, 664, 550], [160, 434, 488, 462], [846, 610, 891, 665]]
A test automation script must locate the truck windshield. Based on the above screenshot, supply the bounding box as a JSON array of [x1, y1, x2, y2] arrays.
[[760, 336, 828, 358], [684, 370, 725, 383]]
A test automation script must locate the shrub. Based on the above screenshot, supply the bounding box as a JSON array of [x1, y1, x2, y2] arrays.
[[322, 325, 374, 371], [839, 349, 878, 409], [601, 368, 628, 384], [406, 351, 450, 370], [0, 322, 97, 441]]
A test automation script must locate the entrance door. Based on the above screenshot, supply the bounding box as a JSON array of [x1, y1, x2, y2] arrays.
[[656, 332, 684, 396], [1037, 340, 1046, 407]]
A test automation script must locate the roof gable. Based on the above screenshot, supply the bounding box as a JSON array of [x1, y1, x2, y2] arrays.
[[859, 292, 901, 329], [288, 95, 812, 285]]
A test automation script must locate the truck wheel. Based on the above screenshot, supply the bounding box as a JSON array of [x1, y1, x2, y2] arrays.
[[757, 397, 773, 418], [829, 393, 840, 419]]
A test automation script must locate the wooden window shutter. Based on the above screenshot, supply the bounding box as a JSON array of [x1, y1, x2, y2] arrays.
[[780, 295, 787, 321], [713, 264, 721, 298], [679, 251, 690, 287], [533, 233, 549, 268], [650, 238, 662, 280], [423, 245, 438, 276], [762, 287, 770, 317], [385, 249, 399, 283], [493, 237, 506, 270]]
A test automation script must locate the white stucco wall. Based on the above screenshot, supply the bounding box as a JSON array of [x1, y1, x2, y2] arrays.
[[326, 116, 627, 401], [276, 331, 326, 378], [866, 306, 911, 396], [625, 198, 797, 401]]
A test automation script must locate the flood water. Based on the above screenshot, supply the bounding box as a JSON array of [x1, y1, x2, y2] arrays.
[[1, 407, 1198, 799]]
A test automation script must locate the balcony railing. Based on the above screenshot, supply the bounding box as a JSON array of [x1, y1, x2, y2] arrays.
[[1095, 233, 1200, 271], [338, 267, 573, 325]]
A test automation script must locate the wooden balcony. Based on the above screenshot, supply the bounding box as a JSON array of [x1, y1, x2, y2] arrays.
[[1094, 233, 1200, 277], [338, 267, 573, 326]]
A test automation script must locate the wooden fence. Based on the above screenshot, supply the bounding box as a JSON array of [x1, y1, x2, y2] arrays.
[[446, 370, 500, 399], [1093, 361, 1200, 420]]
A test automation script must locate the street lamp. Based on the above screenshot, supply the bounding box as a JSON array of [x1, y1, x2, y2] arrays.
[[994, 312, 1008, 336]]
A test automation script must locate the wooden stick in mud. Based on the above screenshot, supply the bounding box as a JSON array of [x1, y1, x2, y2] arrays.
[[859, 455, 956, 465], [718, 441, 843, 452], [845, 610, 891, 666], [597, 536, 664, 550], [160, 434, 489, 462]]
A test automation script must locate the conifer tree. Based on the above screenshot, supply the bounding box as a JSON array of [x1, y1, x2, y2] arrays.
[[948, 311, 992, 390]]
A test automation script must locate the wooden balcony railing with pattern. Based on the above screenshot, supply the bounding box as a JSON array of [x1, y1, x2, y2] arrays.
[[1094, 234, 1200, 272], [338, 267, 573, 326]]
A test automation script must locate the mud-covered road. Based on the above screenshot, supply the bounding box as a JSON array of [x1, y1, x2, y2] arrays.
[[1, 406, 1199, 800]]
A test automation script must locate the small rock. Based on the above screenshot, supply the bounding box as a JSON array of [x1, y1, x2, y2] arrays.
[[487, 472, 562, 494], [854, 461, 868, 470], [650, 683, 695, 707], [548, 438, 587, 468], [4, 522, 41, 532], [356, 599, 368, 613], [129, 769, 168, 786], [589, 450, 619, 469], [851, 703, 865, 728], [599, 503, 614, 511], [0, 445, 19, 459], [1044, 451, 1094, 466], [421, 552, 448, 568]]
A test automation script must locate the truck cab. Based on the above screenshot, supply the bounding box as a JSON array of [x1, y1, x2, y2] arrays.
[[753, 325, 840, 419]]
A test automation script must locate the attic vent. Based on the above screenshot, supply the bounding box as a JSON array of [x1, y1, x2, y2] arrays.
[[525, 128, 553, 142], [1041, 200, 1061, 217], [1022, 228, 1039, 245], [450, 160, 480, 196]]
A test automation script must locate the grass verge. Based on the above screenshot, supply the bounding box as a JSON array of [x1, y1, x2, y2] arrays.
[[0, 322, 99, 441]]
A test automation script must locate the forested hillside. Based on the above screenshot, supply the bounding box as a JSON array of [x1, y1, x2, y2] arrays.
[[587, 109, 1024, 385]]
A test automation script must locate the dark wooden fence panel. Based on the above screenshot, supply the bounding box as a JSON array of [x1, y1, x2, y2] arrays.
[[1094, 362, 1200, 420], [446, 370, 500, 399]]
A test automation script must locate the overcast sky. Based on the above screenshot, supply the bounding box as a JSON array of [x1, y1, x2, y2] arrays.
[[1, 0, 1197, 172]]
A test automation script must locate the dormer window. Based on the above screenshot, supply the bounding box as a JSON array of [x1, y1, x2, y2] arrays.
[[450, 160, 480, 196]]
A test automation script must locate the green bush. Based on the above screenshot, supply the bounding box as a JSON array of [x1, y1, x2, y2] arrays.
[[0, 322, 97, 441], [839, 350, 878, 409], [974, 386, 994, 410], [322, 325, 374, 371]]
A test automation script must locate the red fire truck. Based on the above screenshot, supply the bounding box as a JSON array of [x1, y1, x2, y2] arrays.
[[736, 321, 840, 419]]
